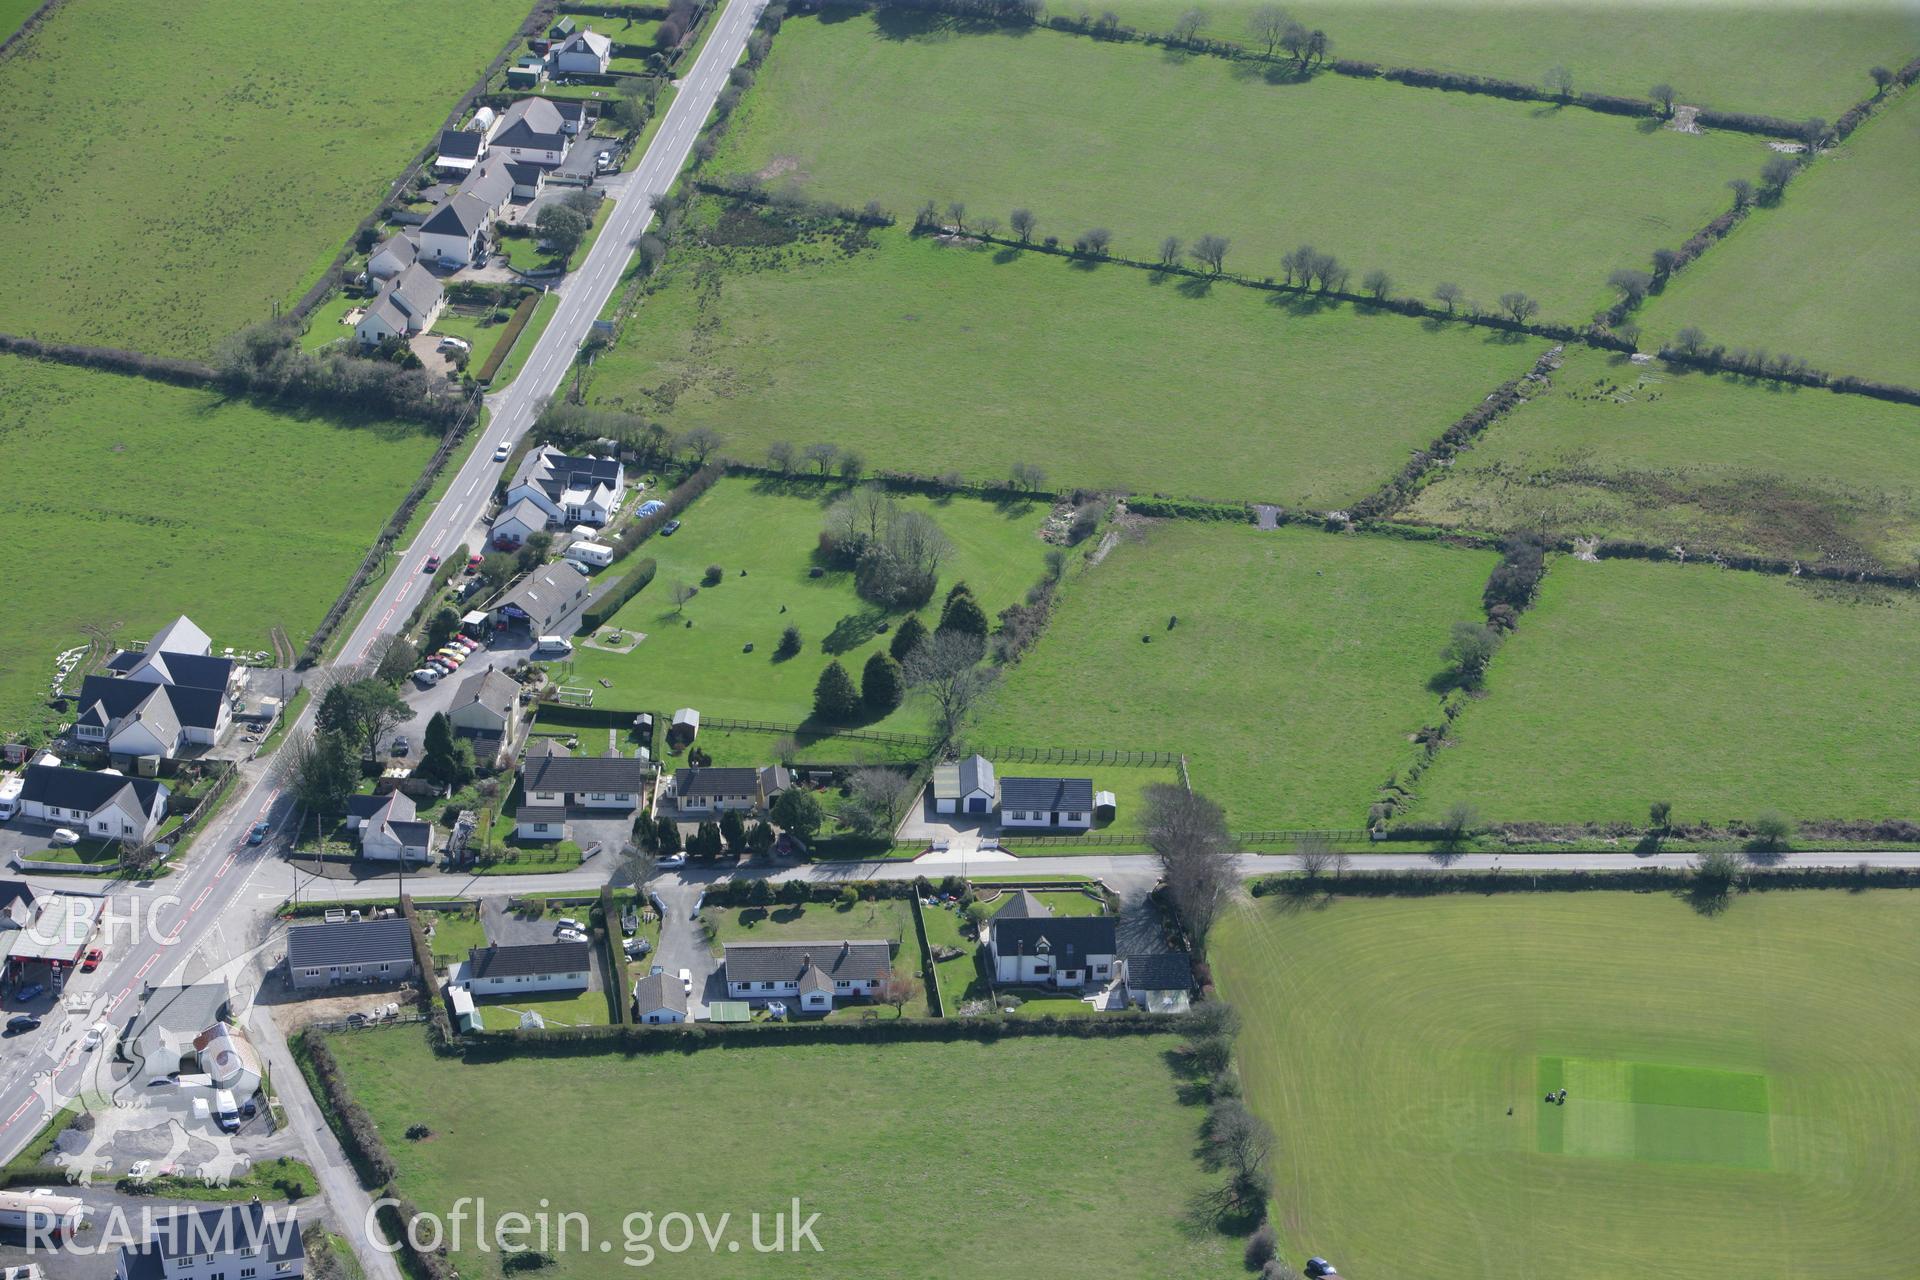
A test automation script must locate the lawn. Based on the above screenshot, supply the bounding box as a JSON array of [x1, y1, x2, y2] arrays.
[[0, 0, 533, 356], [1095, 0, 1919, 119], [592, 209, 1537, 507], [970, 521, 1498, 829], [569, 477, 1052, 729], [483, 290, 561, 387], [1639, 85, 1920, 387], [0, 356, 437, 741], [420, 906, 489, 968], [703, 897, 917, 957], [1409, 555, 1920, 824], [328, 1028, 1235, 1278], [474, 986, 609, 1030], [712, 10, 1769, 319], [560, 9, 662, 48], [1212, 890, 1920, 1280], [1402, 345, 1920, 571], [670, 723, 928, 769]]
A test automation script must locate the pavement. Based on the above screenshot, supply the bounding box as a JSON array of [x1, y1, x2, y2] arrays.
[[0, 0, 770, 1172]]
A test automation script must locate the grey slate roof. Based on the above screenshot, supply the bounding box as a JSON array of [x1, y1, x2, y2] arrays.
[[469, 940, 591, 980], [346, 793, 392, 822], [19, 764, 166, 817], [287, 918, 416, 970], [436, 129, 483, 160], [0, 880, 34, 915], [524, 751, 646, 795], [120, 1201, 303, 1273], [516, 805, 566, 824], [722, 939, 892, 985], [493, 495, 552, 534], [1123, 952, 1195, 991], [458, 156, 514, 211], [933, 753, 995, 800], [148, 615, 212, 655], [632, 970, 687, 1016], [511, 445, 621, 500], [994, 890, 1051, 920], [419, 192, 489, 239], [673, 767, 760, 801], [1000, 775, 1095, 812], [451, 668, 519, 720], [991, 915, 1117, 969], [78, 674, 223, 734], [495, 562, 590, 631], [493, 97, 569, 150], [125, 648, 233, 692]]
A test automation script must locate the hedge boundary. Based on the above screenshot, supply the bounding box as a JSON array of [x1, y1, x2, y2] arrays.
[[598, 885, 635, 1025], [1251, 865, 1920, 898], [474, 291, 541, 384]]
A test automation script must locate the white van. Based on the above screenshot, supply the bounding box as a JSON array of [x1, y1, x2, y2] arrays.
[[533, 636, 573, 658], [0, 773, 20, 821]]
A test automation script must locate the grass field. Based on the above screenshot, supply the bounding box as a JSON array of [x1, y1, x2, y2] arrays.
[[970, 521, 1498, 829], [1403, 345, 1920, 570], [568, 477, 1051, 729], [592, 211, 1537, 506], [1096, 0, 1920, 119], [328, 1028, 1235, 1278], [0, 356, 437, 740], [702, 897, 917, 956], [712, 10, 1768, 319], [1212, 891, 1920, 1279], [1410, 555, 1920, 824], [0, 0, 531, 355], [1640, 85, 1920, 387]]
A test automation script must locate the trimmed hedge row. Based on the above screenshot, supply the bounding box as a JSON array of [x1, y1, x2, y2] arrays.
[[1832, 56, 1920, 142], [400, 896, 456, 1044], [1126, 496, 1253, 522], [299, 1033, 396, 1187], [1653, 348, 1920, 408], [0, 332, 217, 390], [474, 291, 540, 384], [1590, 538, 1920, 590], [1252, 865, 1920, 897], [598, 885, 635, 1026], [579, 557, 656, 631]]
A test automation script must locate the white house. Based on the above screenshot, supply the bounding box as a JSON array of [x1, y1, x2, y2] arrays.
[[722, 939, 891, 1013], [632, 970, 688, 1024], [670, 766, 789, 816], [73, 676, 227, 760], [488, 98, 576, 167], [931, 754, 995, 816], [998, 775, 1095, 831], [515, 804, 566, 842], [505, 445, 625, 526], [16, 765, 169, 842], [115, 1202, 303, 1280], [489, 497, 552, 549], [367, 232, 420, 282], [415, 193, 492, 268], [520, 740, 646, 811], [983, 893, 1117, 990], [344, 791, 433, 863], [446, 668, 521, 740], [457, 156, 515, 219], [550, 26, 613, 75], [466, 941, 591, 995], [355, 263, 445, 345]]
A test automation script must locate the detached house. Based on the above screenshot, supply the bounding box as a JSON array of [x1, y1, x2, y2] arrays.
[[415, 194, 492, 269], [550, 26, 613, 75], [489, 563, 591, 636], [999, 776, 1095, 831], [17, 765, 169, 843], [632, 970, 688, 1024], [489, 497, 553, 550], [286, 918, 418, 990], [504, 444, 626, 527], [344, 790, 434, 863], [670, 765, 790, 816], [466, 941, 591, 995], [367, 232, 420, 282], [722, 939, 891, 1013], [983, 894, 1117, 990], [446, 668, 521, 742], [78, 615, 237, 759], [489, 97, 581, 167], [116, 1201, 304, 1280], [520, 741, 646, 812], [355, 263, 445, 345]]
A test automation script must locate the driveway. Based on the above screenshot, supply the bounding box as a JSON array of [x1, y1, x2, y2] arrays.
[[645, 881, 716, 1016], [894, 787, 999, 853]]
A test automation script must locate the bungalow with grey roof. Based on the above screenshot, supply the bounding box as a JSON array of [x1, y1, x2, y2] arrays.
[[722, 939, 892, 1013], [632, 970, 688, 1023], [550, 26, 613, 75], [287, 917, 418, 990], [489, 98, 576, 167], [16, 765, 170, 843], [999, 775, 1095, 831], [488, 562, 591, 635], [355, 263, 445, 346], [446, 668, 521, 743]]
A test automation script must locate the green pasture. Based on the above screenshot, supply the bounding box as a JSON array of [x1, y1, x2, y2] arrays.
[[713, 10, 1768, 319], [1404, 344, 1920, 571], [970, 521, 1498, 829], [326, 1028, 1234, 1278], [1641, 85, 1920, 387], [1212, 890, 1920, 1279], [1410, 555, 1920, 824], [569, 477, 1051, 730], [592, 212, 1536, 507], [0, 0, 533, 355], [0, 356, 436, 741], [1097, 0, 1919, 118]]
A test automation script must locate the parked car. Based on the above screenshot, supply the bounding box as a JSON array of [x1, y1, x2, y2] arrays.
[[391, 737, 410, 756], [413, 669, 439, 687], [677, 968, 694, 996], [437, 336, 471, 354], [50, 828, 79, 847], [1305, 1260, 1337, 1279], [247, 821, 270, 845], [648, 964, 664, 977], [660, 519, 681, 536], [424, 555, 442, 572], [81, 947, 104, 972], [82, 1022, 109, 1051], [468, 553, 485, 569], [596, 149, 613, 168], [659, 852, 686, 868], [17, 984, 44, 1002], [5, 1014, 41, 1035], [623, 937, 651, 957], [556, 918, 583, 932], [493, 443, 511, 462]]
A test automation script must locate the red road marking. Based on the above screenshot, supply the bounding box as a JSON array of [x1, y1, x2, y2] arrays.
[[191, 886, 212, 911], [136, 954, 158, 977], [5, 1100, 32, 1125]]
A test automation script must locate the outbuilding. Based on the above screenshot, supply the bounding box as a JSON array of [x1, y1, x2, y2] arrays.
[[632, 970, 688, 1024], [932, 754, 996, 816]]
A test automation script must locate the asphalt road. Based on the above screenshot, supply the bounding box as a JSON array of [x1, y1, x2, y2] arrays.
[[0, 0, 768, 1171]]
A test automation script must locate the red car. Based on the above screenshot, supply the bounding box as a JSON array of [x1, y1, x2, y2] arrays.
[[467, 554, 483, 570], [423, 555, 442, 573], [81, 948, 103, 973]]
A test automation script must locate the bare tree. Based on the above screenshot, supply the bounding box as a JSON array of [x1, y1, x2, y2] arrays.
[[1247, 4, 1288, 56], [837, 449, 866, 481], [802, 441, 840, 475], [1607, 268, 1653, 302], [971, 215, 1001, 241], [1190, 234, 1230, 274], [1158, 235, 1182, 267], [1008, 461, 1047, 492], [945, 200, 967, 233], [679, 424, 725, 465], [669, 581, 698, 615], [1278, 19, 1308, 64], [1143, 783, 1238, 956], [1361, 268, 1392, 300], [1798, 116, 1827, 150], [903, 631, 997, 743], [1499, 291, 1540, 323], [1726, 176, 1754, 209], [1870, 65, 1894, 94], [1075, 226, 1113, 255], [1673, 325, 1709, 356], [839, 767, 915, 837], [876, 972, 921, 1016], [1543, 64, 1573, 100], [765, 439, 796, 473], [1009, 207, 1036, 243], [1649, 82, 1675, 117], [1759, 153, 1800, 198], [1170, 6, 1206, 43], [1296, 832, 1334, 878], [620, 842, 658, 893], [1433, 281, 1465, 314], [1305, 27, 1329, 64]]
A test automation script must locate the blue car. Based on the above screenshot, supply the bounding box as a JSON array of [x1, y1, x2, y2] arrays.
[[247, 821, 270, 845], [17, 983, 45, 1003]]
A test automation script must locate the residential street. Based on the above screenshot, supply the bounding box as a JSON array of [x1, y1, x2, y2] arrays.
[[0, 0, 769, 1170]]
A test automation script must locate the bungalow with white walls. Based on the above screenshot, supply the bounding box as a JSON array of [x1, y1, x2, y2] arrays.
[[466, 941, 591, 995], [520, 740, 646, 811], [722, 940, 891, 1013], [669, 766, 790, 815], [343, 790, 433, 864], [632, 971, 688, 1024], [998, 775, 1095, 831], [16, 765, 169, 842], [355, 263, 445, 345]]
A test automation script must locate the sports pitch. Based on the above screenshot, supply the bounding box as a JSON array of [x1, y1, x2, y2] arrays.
[[1535, 1057, 1771, 1170]]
